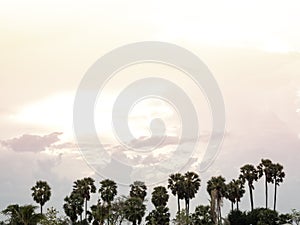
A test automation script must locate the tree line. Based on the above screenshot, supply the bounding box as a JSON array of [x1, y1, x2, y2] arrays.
[[1, 158, 299, 225]]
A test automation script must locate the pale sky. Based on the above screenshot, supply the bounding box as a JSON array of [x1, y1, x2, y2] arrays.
[[1, 0, 300, 218]]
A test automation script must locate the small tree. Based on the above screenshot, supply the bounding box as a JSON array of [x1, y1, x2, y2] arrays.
[[40, 207, 69, 225], [291, 209, 300, 225], [191, 205, 213, 225]]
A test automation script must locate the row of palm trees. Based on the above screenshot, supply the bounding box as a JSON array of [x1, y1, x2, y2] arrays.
[[2, 158, 285, 225], [240, 159, 285, 211]]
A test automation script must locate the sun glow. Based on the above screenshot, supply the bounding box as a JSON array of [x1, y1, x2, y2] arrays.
[[11, 92, 74, 132]]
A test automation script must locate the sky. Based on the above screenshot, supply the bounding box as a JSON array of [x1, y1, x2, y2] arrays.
[[1, 0, 300, 219]]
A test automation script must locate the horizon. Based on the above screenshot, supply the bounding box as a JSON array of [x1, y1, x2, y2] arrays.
[[1, 0, 300, 222]]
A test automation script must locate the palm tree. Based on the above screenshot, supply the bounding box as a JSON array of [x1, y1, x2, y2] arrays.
[[31, 180, 51, 214], [167, 173, 185, 213], [271, 163, 285, 211], [124, 197, 146, 225], [207, 176, 226, 225], [99, 179, 118, 225], [151, 186, 169, 208], [146, 186, 170, 225], [225, 179, 245, 211], [183, 171, 201, 215], [129, 181, 147, 201], [63, 192, 84, 223], [72, 177, 96, 221], [90, 200, 108, 225], [2, 204, 44, 225], [225, 180, 236, 211], [239, 164, 259, 211], [257, 159, 273, 208]]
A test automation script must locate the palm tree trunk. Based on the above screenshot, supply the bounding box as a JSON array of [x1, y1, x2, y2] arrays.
[[85, 199, 87, 220], [185, 198, 189, 216], [274, 182, 277, 211], [219, 200, 222, 224], [231, 202, 233, 211], [40, 203, 43, 215], [249, 184, 254, 211], [133, 220, 137, 225], [177, 196, 180, 213], [265, 176, 268, 209], [107, 204, 110, 225], [237, 201, 239, 211]]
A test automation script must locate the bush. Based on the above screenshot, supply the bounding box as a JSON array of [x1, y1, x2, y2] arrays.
[[228, 210, 248, 225]]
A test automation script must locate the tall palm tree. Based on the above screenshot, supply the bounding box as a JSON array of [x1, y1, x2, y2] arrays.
[[129, 181, 147, 201], [99, 179, 118, 225], [225, 179, 245, 211], [207, 176, 226, 224], [271, 163, 285, 211], [257, 159, 273, 208], [31, 180, 51, 215], [225, 180, 236, 211], [124, 197, 146, 225], [183, 171, 201, 215], [2, 204, 44, 225], [167, 173, 185, 213], [72, 177, 96, 221], [239, 164, 259, 211]]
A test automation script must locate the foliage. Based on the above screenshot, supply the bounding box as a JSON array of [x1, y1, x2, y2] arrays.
[[190, 205, 213, 225], [227, 210, 248, 225], [240, 164, 259, 211], [225, 179, 245, 211], [109, 196, 127, 225], [207, 176, 226, 224], [146, 206, 170, 225], [278, 213, 292, 224], [2, 204, 44, 225], [146, 186, 170, 225], [123, 197, 146, 225], [151, 186, 169, 208], [172, 210, 191, 225], [39, 207, 69, 225], [291, 209, 300, 225], [99, 179, 118, 225], [63, 192, 84, 223], [270, 163, 285, 211], [183, 171, 201, 215], [72, 177, 96, 220], [31, 181, 51, 214], [257, 159, 273, 209], [129, 181, 147, 201], [90, 200, 108, 225], [168, 173, 185, 213]]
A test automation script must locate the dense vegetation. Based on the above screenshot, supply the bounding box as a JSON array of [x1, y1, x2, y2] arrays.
[[1, 158, 299, 225]]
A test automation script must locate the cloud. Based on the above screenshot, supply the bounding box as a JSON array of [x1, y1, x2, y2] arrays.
[[1, 132, 63, 153]]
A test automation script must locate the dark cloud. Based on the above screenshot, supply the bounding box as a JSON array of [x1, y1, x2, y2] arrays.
[[1, 132, 63, 152]]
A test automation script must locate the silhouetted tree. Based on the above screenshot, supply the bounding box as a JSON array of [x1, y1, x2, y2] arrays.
[[257, 158, 273, 208], [239, 164, 258, 211], [31, 180, 51, 214]]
